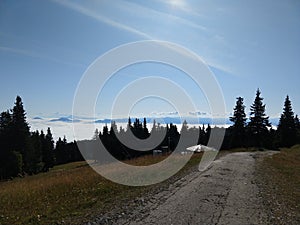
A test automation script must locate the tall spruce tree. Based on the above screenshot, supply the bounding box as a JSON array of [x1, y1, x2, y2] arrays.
[[127, 117, 132, 131], [247, 89, 271, 148], [143, 117, 149, 139], [102, 124, 109, 136], [12, 96, 30, 156], [45, 127, 55, 168], [295, 115, 300, 129], [28, 131, 43, 174], [0, 110, 22, 178], [41, 128, 55, 171], [11, 96, 33, 172], [277, 95, 297, 147], [229, 97, 247, 148], [295, 115, 300, 144]]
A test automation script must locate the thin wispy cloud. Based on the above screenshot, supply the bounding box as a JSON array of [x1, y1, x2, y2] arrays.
[[0, 46, 84, 67], [151, 111, 179, 116], [206, 60, 234, 76], [51, 0, 152, 39], [117, 1, 207, 31], [50, 0, 234, 77], [0, 46, 41, 58], [189, 111, 209, 116], [149, 41, 234, 76], [154, 0, 205, 18]]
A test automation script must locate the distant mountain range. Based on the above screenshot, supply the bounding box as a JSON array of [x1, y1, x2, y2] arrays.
[[95, 117, 230, 125], [33, 116, 43, 120], [32, 116, 280, 126], [93, 117, 280, 126], [32, 116, 80, 123], [48, 117, 81, 123]]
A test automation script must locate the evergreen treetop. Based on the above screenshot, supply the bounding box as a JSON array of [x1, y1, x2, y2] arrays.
[[229, 97, 247, 148], [230, 97, 247, 129], [248, 89, 271, 132], [278, 95, 295, 129], [277, 95, 297, 147], [247, 89, 271, 147]]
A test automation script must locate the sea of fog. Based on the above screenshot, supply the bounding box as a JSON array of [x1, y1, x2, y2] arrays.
[[29, 117, 278, 142], [29, 119, 225, 142]]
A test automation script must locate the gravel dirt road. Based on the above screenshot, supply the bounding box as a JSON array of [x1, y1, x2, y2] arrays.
[[91, 151, 276, 225]]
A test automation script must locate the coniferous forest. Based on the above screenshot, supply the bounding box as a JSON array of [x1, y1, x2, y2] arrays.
[[0, 96, 82, 179], [1, 89, 300, 180]]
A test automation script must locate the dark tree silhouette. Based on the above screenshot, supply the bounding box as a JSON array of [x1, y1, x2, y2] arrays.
[[295, 115, 300, 129], [2, 91, 300, 180], [198, 124, 206, 145], [127, 117, 132, 131], [45, 127, 55, 168], [180, 120, 196, 147], [40, 128, 55, 171], [11, 96, 31, 170], [204, 124, 211, 146], [0, 110, 22, 179], [229, 97, 247, 148], [110, 121, 117, 137], [54, 137, 65, 165], [247, 89, 271, 148], [54, 136, 83, 165], [27, 130, 43, 174], [295, 115, 300, 144], [167, 123, 179, 150], [143, 117, 149, 139], [180, 120, 188, 134], [277, 96, 297, 147], [102, 124, 109, 137], [0, 96, 85, 179]]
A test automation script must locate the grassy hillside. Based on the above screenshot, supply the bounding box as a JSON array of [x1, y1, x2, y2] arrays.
[[257, 145, 300, 224], [3, 147, 298, 225], [0, 153, 202, 225]]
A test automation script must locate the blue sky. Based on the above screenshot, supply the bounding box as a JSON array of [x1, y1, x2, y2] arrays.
[[1, 0, 300, 121]]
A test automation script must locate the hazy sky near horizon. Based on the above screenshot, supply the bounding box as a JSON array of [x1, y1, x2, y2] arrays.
[[1, 0, 300, 120]]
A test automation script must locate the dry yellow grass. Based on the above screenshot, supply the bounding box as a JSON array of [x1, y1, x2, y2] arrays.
[[124, 153, 170, 166], [0, 161, 139, 224], [257, 145, 300, 224], [0, 153, 202, 225], [7, 148, 293, 225]]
